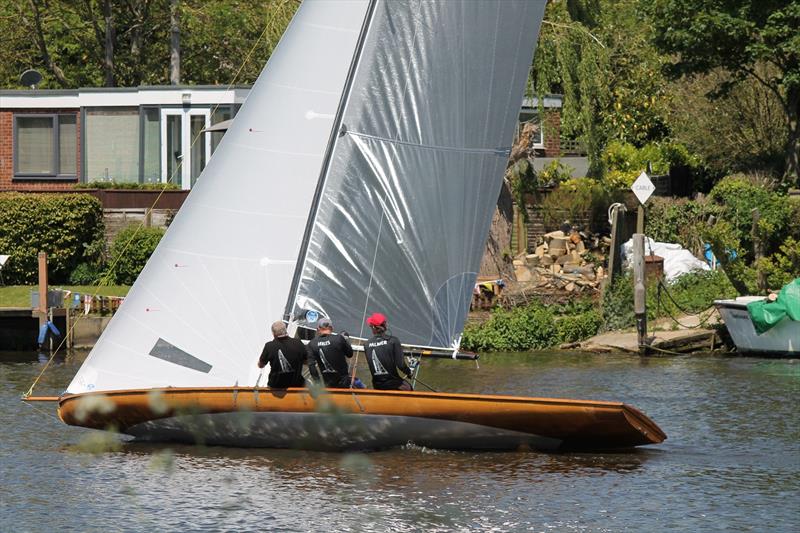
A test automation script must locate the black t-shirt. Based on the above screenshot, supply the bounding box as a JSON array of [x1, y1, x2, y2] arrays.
[[258, 336, 307, 388], [307, 333, 354, 388], [365, 333, 411, 390]]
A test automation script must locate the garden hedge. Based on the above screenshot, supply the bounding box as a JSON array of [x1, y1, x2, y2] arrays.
[[0, 193, 105, 284]]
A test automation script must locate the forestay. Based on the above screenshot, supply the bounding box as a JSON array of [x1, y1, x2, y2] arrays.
[[66, 0, 372, 394], [289, 0, 546, 350]]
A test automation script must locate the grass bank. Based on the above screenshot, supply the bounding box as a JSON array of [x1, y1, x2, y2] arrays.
[[0, 285, 130, 307]]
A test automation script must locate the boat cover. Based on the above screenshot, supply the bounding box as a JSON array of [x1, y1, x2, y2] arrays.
[[747, 278, 800, 334]]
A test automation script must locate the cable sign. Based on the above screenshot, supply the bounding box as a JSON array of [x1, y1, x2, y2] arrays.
[[631, 172, 656, 205]]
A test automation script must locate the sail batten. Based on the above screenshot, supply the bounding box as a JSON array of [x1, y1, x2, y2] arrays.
[[291, 0, 546, 350], [343, 129, 511, 155]]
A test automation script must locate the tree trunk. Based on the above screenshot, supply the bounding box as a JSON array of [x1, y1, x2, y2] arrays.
[[479, 123, 539, 280], [786, 85, 799, 188], [170, 0, 181, 85], [480, 182, 516, 280], [102, 0, 115, 87], [127, 1, 149, 86], [27, 0, 69, 87]]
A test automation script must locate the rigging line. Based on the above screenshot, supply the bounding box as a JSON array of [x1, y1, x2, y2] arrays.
[[351, 210, 385, 389], [344, 130, 510, 156], [23, 398, 61, 422], [23, 14, 279, 399]]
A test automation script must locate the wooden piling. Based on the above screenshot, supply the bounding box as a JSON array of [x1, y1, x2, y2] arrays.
[[752, 208, 766, 292], [37, 252, 47, 332], [632, 234, 648, 354]]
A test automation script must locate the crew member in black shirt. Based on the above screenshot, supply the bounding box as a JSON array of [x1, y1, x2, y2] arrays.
[[364, 312, 413, 391], [307, 318, 355, 388], [257, 320, 308, 388]]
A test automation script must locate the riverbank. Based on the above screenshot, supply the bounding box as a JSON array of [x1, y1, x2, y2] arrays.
[[463, 269, 737, 354], [578, 310, 724, 354]]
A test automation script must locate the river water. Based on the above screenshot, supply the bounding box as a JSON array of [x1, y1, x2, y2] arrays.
[[1, 350, 798, 532]]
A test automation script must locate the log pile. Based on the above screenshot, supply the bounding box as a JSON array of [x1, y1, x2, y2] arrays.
[[505, 229, 608, 304]]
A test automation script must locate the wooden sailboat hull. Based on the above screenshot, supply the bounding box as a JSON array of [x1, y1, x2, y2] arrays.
[[58, 388, 666, 451]]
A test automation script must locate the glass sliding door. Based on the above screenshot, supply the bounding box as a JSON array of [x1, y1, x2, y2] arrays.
[[160, 108, 210, 189], [189, 112, 208, 187]]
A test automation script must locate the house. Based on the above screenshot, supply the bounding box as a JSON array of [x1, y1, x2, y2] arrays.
[[1, 86, 568, 193], [0, 86, 247, 192], [519, 95, 589, 178]]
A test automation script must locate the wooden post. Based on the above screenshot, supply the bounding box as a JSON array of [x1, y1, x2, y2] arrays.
[[607, 205, 621, 285], [752, 208, 766, 292], [633, 234, 648, 354], [37, 252, 48, 330], [65, 306, 72, 350], [636, 205, 645, 235]]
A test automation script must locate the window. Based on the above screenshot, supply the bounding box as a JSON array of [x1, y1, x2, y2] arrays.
[[210, 105, 234, 154], [141, 108, 160, 183], [13, 114, 77, 178], [85, 107, 140, 183], [518, 111, 543, 148]]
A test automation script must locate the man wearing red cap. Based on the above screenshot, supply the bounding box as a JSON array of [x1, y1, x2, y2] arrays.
[[364, 312, 413, 391]]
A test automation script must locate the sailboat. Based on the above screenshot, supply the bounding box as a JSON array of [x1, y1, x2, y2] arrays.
[[50, 0, 665, 451]]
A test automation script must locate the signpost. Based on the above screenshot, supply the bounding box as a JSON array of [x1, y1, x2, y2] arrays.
[[632, 171, 655, 233], [630, 172, 654, 354]]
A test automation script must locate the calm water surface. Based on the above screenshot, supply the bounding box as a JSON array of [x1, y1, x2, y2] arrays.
[[1, 351, 798, 532]]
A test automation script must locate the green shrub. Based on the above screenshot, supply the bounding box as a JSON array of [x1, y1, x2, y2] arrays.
[[645, 196, 721, 255], [461, 300, 601, 352], [601, 270, 738, 331], [540, 178, 623, 231], [656, 270, 738, 315], [0, 193, 105, 284], [601, 273, 635, 331], [708, 174, 795, 256], [75, 180, 180, 190], [69, 262, 104, 285], [462, 304, 557, 352], [600, 140, 694, 189], [537, 159, 575, 185], [555, 311, 602, 343], [106, 224, 165, 285], [755, 237, 800, 290]]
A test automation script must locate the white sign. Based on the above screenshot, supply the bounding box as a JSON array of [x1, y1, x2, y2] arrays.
[[631, 172, 656, 205]]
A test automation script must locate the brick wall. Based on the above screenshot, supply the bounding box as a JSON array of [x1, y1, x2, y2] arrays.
[[543, 109, 561, 157], [0, 108, 81, 191]]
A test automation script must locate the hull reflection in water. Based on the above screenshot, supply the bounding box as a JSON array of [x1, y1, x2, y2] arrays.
[[58, 388, 666, 452]]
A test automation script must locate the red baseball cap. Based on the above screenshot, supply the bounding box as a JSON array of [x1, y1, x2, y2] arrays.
[[366, 312, 387, 326]]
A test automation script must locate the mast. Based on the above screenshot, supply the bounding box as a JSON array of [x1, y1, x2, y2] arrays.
[[284, 0, 379, 323]]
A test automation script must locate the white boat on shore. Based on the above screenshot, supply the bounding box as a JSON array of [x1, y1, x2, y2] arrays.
[[715, 296, 799, 357]]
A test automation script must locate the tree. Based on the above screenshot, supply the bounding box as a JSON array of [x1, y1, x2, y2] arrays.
[[0, 0, 299, 89], [530, 0, 672, 175], [648, 0, 800, 186], [667, 67, 788, 182]]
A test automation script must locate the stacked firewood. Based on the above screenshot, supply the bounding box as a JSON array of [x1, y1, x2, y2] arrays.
[[508, 230, 608, 299]]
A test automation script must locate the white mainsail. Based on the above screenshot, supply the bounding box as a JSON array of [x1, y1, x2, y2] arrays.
[[67, 0, 372, 394], [288, 0, 546, 349]]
